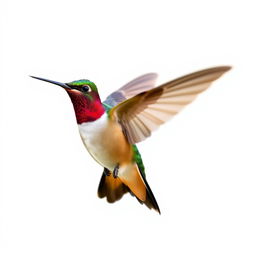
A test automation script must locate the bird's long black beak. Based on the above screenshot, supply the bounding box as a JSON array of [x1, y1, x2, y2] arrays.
[[30, 76, 71, 89]]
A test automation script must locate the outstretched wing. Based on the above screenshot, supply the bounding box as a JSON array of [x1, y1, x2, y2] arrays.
[[104, 73, 158, 107], [109, 66, 231, 144]]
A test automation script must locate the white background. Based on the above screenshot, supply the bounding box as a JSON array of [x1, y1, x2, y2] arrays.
[[1, 0, 256, 255]]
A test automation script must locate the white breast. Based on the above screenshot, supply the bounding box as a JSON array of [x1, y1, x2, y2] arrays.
[[78, 113, 115, 169], [78, 113, 108, 140]]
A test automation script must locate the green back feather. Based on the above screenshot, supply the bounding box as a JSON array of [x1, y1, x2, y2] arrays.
[[132, 145, 146, 177]]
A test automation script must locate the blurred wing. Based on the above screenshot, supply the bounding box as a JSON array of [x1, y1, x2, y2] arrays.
[[104, 73, 158, 107], [109, 66, 231, 144]]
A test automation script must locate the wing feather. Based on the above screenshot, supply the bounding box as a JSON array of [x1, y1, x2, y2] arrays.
[[104, 73, 158, 107], [110, 66, 231, 144]]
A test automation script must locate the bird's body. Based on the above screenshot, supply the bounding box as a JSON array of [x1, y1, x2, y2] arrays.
[[78, 113, 132, 171], [31, 66, 231, 213], [78, 112, 149, 203]]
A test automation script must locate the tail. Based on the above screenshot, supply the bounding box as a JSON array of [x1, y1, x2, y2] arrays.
[[97, 164, 160, 214], [98, 173, 129, 203]]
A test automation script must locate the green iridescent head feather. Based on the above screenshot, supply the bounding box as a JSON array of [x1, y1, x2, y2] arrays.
[[67, 79, 98, 92]]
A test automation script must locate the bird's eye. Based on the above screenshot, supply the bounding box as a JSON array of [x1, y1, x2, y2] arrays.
[[81, 85, 90, 93]]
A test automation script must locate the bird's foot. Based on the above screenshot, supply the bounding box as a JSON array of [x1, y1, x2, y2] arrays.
[[113, 164, 119, 178], [104, 168, 111, 176]]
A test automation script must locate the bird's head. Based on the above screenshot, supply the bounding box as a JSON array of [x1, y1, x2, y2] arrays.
[[31, 76, 105, 124]]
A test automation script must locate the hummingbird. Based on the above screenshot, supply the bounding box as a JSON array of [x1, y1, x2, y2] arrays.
[[31, 66, 231, 214]]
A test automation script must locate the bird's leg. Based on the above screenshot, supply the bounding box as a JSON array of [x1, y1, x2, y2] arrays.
[[113, 164, 119, 178], [104, 167, 111, 176]]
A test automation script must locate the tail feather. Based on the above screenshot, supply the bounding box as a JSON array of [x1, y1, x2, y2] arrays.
[[136, 174, 160, 213], [97, 166, 160, 214], [98, 172, 129, 203]]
